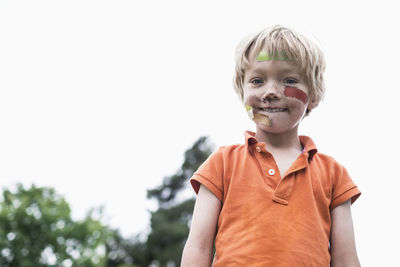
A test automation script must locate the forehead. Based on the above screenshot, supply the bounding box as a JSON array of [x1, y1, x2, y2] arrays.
[[247, 60, 300, 74], [245, 59, 303, 79], [245, 47, 303, 75]]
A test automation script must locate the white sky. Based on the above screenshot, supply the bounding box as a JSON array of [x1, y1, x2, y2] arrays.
[[0, 0, 399, 265]]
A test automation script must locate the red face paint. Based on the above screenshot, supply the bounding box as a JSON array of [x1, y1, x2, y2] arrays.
[[284, 86, 308, 104]]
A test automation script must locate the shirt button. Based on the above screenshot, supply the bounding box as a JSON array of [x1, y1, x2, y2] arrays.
[[256, 147, 262, 153], [268, 169, 275, 175]]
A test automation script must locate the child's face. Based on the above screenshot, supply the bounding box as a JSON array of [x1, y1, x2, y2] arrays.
[[243, 49, 317, 134]]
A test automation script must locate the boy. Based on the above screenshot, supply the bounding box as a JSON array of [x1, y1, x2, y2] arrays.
[[181, 25, 361, 266]]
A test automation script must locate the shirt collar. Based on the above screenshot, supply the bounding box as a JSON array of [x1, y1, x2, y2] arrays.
[[244, 130, 318, 161]]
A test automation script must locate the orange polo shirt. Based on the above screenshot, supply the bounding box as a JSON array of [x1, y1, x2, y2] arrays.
[[190, 131, 361, 266]]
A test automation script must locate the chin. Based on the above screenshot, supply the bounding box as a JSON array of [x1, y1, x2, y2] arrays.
[[256, 124, 299, 135]]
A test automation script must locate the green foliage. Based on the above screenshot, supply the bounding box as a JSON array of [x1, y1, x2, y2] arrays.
[[147, 136, 214, 207], [0, 136, 214, 267], [104, 229, 148, 267], [0, 184, 110, 267], [139, 136, 214, 266], [146, 198, 195, 266]]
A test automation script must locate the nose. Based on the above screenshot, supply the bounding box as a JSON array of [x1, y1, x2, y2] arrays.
[[261, 85, 281, 102]]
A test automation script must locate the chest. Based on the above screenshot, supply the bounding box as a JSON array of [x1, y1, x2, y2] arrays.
[[271, 151, 303, 178], [222, 149, 333, 203], [219, 154, 333, 247]]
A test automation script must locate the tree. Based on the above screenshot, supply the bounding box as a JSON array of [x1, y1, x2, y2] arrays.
[[104, 229, 144, 267], [0, 135, 215, 267], [0, 184, 111, 267], [147, 136, 214, 207], [138, 136, 215, 266]]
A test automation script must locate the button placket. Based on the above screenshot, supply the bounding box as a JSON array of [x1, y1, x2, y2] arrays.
[[272, 172, 297, 205], [252, 146, 280, 191]]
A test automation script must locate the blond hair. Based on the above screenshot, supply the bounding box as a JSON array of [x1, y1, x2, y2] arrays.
[[233, 25, 326, 107]]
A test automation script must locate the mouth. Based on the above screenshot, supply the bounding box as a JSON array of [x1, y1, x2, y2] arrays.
[[256, 107, 288, 113]]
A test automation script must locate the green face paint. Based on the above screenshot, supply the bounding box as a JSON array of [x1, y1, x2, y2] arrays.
[[273, 53, 288, 61], [245, 104, 254, 119], [256, 51, 272, 61], [256, 51, 288, 61]]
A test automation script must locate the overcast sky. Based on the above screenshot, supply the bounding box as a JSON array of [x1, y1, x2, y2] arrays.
[[1, 0, 399, 265]]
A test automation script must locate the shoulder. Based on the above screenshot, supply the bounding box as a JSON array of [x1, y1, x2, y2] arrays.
[[217, 142, 246, 152], [309, 150, 354, 188], [210, 143, 248, 160], [300, 135, 344, 171], [194, 142, 249, 180], [312, 151, 354, 183], [312, 152, 361, 209], [193, 142, 247, 177], [312, 151, 347, 173], [190, 143, 247, 201]]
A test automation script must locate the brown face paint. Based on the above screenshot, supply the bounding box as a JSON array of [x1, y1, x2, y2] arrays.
[[253, 113, 271, 126], [245, 104, 271, 126], [284, 86, 308, 104]]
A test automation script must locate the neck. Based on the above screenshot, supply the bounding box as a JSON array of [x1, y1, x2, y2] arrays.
[[255, 127, 302, 151]]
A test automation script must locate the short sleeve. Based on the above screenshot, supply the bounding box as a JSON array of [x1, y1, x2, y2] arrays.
[[190, 147, 224, 202], [330, 162, 361, 211]]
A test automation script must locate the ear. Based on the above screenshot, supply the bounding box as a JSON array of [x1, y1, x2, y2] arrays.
[[307, 98, 319, 111]]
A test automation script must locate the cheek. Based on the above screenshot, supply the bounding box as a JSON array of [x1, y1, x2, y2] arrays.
[[284, 86, 308, 104], [244, 93, 259, 106]]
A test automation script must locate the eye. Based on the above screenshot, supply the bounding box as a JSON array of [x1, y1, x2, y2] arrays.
[[251, 78, 264, 85], [284, 78, 298, 84]]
